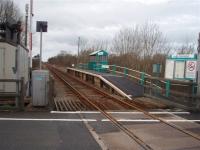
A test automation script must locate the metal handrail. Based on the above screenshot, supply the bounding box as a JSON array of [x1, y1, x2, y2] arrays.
[[109, 65, 151, 76]]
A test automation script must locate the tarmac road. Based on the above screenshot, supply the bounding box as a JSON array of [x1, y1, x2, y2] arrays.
[[0, 112, 101, 150]]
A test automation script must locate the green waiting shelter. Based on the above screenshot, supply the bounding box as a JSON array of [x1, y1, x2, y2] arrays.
[[88, 50, 109, 72]]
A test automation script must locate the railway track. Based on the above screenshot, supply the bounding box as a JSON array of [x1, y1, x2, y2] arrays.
[[47, 65, 200, 150]]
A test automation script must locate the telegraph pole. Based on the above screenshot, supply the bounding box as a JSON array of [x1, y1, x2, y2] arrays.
[[77, 36, 80, 64], [78, 36, 80, 56], [25, 4, 29, 47]]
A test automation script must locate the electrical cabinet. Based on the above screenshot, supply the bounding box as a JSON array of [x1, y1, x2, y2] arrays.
[[32, 70, 49, 106]]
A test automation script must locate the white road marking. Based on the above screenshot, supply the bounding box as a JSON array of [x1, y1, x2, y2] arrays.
[[0, 118, 199, 122], [102, 119, 200, 122], [0, 118, 96, 122], [51, 111, 101, 114], [102, 119, 160, 122], [166, 120, 200, 122], [50, 111, 190, 115]]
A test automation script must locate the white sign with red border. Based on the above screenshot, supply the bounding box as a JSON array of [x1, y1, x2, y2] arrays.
[[185, 61, 197, 79]]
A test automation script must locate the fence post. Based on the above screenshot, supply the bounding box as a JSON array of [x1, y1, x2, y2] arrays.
[[140, 72, 145, 85], [165, 80, 170, 97], [124, 68, 128, 76], [19, 77, 24, 111], [112, 65, 116, 75]]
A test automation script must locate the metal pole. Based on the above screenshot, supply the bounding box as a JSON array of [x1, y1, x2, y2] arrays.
[[25, 4, 29, 47], [78, 36, 80, 56], [77, 36, 80, 65], [39, 29, 43, 70], [29, 0, 33, 68]]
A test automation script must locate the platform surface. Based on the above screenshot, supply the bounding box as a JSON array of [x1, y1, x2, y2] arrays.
[[102, 75, 144, 97], [74, 68, 144, 97]]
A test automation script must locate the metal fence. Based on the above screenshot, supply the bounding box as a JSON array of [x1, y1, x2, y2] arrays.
[[77, 64, 200, 109], [108, 65, 200, 109]]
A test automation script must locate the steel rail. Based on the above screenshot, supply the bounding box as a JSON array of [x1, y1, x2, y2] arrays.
[[64, 68, 200, 141], [48, 65, 154, 150], [63, 69, 200, 142]]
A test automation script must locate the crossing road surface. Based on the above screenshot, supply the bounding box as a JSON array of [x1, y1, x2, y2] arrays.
[[0, 112, 101, 150]]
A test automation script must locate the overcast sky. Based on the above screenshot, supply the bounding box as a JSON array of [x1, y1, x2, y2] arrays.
[[15, 0, 200, 61]]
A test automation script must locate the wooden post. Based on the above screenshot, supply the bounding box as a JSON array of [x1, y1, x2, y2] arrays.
[[19, 77, 24, 111]]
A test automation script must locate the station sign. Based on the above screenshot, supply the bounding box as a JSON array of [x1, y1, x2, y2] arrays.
[[171, 54, 196, 59]]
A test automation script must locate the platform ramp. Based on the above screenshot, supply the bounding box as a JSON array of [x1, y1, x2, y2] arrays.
[[102, 75, 144, 97]]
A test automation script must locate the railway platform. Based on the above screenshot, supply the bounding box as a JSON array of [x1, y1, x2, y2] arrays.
[[67, 67, 144, 99]]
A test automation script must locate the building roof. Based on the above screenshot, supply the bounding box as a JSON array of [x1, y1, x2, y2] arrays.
[[89, 50, 108, 56]]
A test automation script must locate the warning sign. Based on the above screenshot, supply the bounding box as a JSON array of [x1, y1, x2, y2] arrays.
[[185, 61, 197, 79]]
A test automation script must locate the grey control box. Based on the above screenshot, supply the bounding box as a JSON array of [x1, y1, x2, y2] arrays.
[[32, 70, 49, 106]]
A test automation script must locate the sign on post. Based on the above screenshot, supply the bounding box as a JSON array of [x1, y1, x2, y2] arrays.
[[36, 21, 48, 32], [36, 21, 48, 70], [185, 61, 197, 79]]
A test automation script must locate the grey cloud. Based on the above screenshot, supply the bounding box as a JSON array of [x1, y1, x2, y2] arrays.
[[15, 0, 200, 61]]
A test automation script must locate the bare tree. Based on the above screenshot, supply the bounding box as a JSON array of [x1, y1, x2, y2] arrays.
[[110, 22, 169, 74], [0, 0, 25, 45], [48, 51, 77, 67], [81, 38, 109, 52], [78, 38, 109, 63], [0, 0, 21, 24], [198, 33, 200, 54], [78, 37, 88, 52], [176, 39, 196, 54], [112, 22, 168, 58], [112, 25, 142, 55]]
